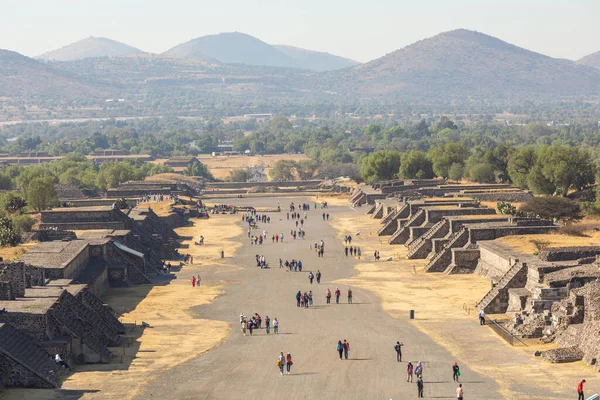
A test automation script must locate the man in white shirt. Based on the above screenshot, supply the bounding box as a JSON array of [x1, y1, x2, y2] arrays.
[[55, 354, 70, 370], [456, 383, 463, 400]]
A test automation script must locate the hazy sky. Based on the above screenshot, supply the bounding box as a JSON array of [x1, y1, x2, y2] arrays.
[[2, 0, 599, 62]]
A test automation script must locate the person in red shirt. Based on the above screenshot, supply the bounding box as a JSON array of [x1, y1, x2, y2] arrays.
[[577, 379, 585, 400]]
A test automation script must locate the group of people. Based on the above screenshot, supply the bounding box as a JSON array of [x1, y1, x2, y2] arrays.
[[314, 240, 325, 257], [289, 202, 311, 212], [287, 211, 307, 220], [296, 290, 314, 307], [308, 270, 321, 284], [344, 246, 361, 258], [243, 213, 271, 224], [325, 287, 351, 304], [255, 254, 268, 268], [240, 313, 279, 336], [183, 253, 194, 264], [137, 193, 174, 204], [321, 213, 330, 220], [281, 259, 303, 271], [290, 228, 306, 240]]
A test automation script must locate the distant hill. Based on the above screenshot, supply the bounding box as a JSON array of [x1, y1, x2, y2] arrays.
[[274, 45, 359, 71], [0, 49, 104, 99], [578, 51, 600, 69], [162, 32, 297, 68], [330, 29, 600, 101], [38, 37, 143, 61]]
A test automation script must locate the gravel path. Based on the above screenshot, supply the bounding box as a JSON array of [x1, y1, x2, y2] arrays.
[[137, 197, 501, 399]]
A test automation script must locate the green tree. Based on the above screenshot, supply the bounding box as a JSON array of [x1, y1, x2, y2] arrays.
[[519, 197, 583, 222], [398, 150, 434, 179], [227, 169, 249, 182], [468, 162, 496, 183], [270, 160, 297, 181], [448, 162, 464, 182], [0, 192, 27, 214], [360, 150, 402, 182], [26, 176, 57, 212], [507, 147, 536, 188], [184, 160, 213, 180], [296, 159, 319, 180], [427, 142, 470, 178], [0, 217, 20, 246], [534, 145, 595, 196]]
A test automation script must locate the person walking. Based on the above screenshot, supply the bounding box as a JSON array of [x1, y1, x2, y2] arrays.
[[394, 341, 404, 362], [285, 353, 293, 375], [577, 379, 586, 400], [343, 340, 350, 359], [296, 291, 301, 307], [241, 319, 247, 336], [479, 309, 486, 325], [452, 362, 461, 382], [456, 383, 464, 400], [417, 376, 424, 398], [308, 290, 313, 307], [357, 247, 361, 259], [309, 271, 314, 284], [316, 270, 322, 284], [191, 276, 196, 288], [273, 318, 279, 334], [326, 289, 332, 304], [347, 288, 353, 304], [335, 287, 341, 304], [415, 361, 423, 378], [336, 340, 344, 360], [277, 352, 286, 376], [265, 316, 271, 334], [407, 362, 414, 382], [345, 247, 349, 256], [196, 274, 201, 287]]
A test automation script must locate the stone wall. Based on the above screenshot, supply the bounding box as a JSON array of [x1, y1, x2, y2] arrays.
[[539, 247, 600, 262], [0, 353, 56, 388], [450, 248, 481, 273]]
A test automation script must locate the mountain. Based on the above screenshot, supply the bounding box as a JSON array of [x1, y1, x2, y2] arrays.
[[274, 45, 359, 71], [331, 29, 600, 101], [0, 49, 106, 100], [38, 37, 143, 61], [162, 32, 297, 68], [578, 51, 600, 69]]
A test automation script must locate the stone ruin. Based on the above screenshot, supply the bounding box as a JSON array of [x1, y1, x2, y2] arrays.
[[473, 242, 600, 369], [0, 204, 184, 388]]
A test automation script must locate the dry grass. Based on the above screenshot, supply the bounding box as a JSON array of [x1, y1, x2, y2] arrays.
[[201, 154, 309, 180], [144, 173, 203, 186], [0, 242, 37, 261]]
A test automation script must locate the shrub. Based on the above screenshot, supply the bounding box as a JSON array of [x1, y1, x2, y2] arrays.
[[519, 196, 583, 222], [11, 214, 34, 235], [530, 239, 551, 252]]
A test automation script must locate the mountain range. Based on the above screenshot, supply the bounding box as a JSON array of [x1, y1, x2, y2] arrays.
[[2, 29, 600, 111]]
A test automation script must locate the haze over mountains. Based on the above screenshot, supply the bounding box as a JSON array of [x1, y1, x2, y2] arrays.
[[333, 29, 600, 99], [579, 51, 600, 69], [38, 37, 143, 61], [3, 29, 600, 110]]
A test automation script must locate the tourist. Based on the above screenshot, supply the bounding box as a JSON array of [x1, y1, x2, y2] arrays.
[[335, 287, 341, 304], [343, 339, 350, 359], [407, 362, 414, 382], [415, 361, 423, 378], [578, 379, 586, 400], [308, 290, 313, 306], [357, 248, 361, 259], [326, 213, 329, 220], [196, 274, 201, 287], [285, 352, 293, 375], [296, 291, 301, 307], [394, 341, 404, 362], [191, 276, 196, 288], [309, 271, 314, 284], [316, 270, 322, 284], [279, 258, 283, 268], [417, 376, 424, 397], [247, 319, 254, 335], [326, 289, 332, 304], [347, 288, 353, 304], [345, 247, 349, 256], [479, 309, 486, 325], [55, 354, 71, 370], [241, 319, 247, 336], [349, 246, 354, 256], [277, 352, 286, 376], [281, 233, 284, 242], [273, 318, 279, 334], [452, 362, 461, 382], [456, 383, 464, 400], [336, 340, 344, 360], [265, 316, 271, 334]]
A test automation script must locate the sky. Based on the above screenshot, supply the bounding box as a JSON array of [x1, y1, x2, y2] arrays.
[[2, 0, 599, 62]]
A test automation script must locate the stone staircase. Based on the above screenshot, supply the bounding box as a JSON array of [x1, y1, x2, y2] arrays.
[[476, 262, 526, 313], [407, 220, 449, 259], [388, 210, 425, 244], [424, 227, 469, 272], [76, 287, 125, 335], [0, 323, 62, 388], [51, 296, 112, 363]]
